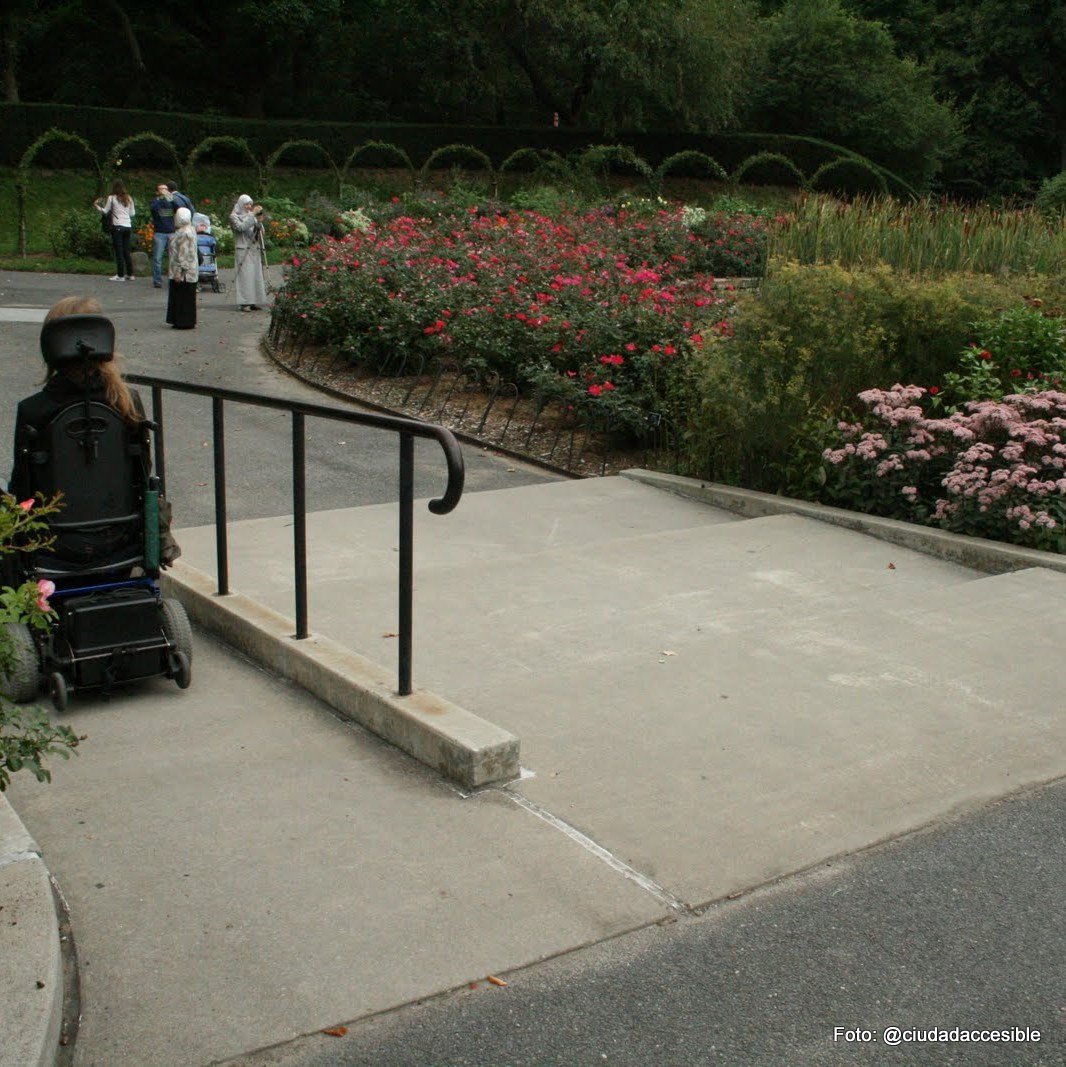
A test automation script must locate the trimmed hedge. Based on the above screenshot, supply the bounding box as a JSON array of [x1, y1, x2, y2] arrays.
[[0, 102, 917, 195]]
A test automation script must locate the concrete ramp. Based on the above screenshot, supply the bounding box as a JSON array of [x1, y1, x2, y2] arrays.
[[173, 475, 1066, 907]]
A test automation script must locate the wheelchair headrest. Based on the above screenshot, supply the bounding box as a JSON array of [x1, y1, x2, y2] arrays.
[[40, 315, 116, 367]]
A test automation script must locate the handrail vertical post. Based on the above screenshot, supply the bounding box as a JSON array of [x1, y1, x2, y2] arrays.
[[212, 397, 229, 596], [398, 431, 414, 695], [150, 385, 166, 496], [292, 412, 309, 639]]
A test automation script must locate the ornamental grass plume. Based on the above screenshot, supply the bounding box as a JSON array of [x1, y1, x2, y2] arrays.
[[822, 385, 1066, 551]]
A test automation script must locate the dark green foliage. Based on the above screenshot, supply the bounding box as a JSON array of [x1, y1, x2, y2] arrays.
[[733, 152, 807, 188], [301, 191, 341, 238], [0, 104, 916, 198], [809, 158, 888, 196], [1036, 173, 1066, 216], [657, 151, 728, 182], [683, 262, 1066, 491], [743, 0, 958, 189], [421, 144, 494, 176], [48, 209, 112, 259]]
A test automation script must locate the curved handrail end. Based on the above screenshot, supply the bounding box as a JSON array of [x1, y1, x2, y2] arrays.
[[427, 429, 465, 514]]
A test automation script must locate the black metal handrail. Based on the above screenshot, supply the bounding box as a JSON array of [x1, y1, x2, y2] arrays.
[[126, 373, 465, 696]]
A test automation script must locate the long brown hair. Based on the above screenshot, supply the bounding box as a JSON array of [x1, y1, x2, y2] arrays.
[[43, 296, 142, 424], [111, 179, 131, 207]]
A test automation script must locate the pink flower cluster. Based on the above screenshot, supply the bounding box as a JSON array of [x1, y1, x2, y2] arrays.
[[36, 578, 54, 611], [823, 384, 1066, 547]]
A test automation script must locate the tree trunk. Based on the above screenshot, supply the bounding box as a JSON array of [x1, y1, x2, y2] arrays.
[[103, 0, 146, 73], [1, 14, 20, 103], [504, 37, 568, 122]]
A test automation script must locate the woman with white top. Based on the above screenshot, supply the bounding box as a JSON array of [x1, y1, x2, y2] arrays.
[[94, 180, 136, 281]]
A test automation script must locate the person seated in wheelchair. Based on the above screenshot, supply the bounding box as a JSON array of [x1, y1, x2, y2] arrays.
[[9, 296, 180, 572], [3, 295, 189, 708]]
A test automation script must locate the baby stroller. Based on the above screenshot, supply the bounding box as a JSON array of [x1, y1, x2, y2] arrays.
[[2, 315, 192, 711], [193, 212, 224, 294]]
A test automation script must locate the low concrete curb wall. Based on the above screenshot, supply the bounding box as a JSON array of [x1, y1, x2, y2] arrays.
[[0, 796, 63, 1067], [622, 469, 1066, 575], [161, 561, 520, 789]]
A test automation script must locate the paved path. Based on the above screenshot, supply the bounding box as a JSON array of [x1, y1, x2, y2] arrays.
[[2, 272, 1063, 1065], [0, 270, 557, 527]]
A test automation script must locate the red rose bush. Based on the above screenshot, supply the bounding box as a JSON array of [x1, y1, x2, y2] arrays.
[[272, 206, 747, 438]]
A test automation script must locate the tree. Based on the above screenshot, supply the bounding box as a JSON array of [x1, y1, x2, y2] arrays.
[[853, 0, 1066, 192], [380, 0, 760, 131], [742, 0, 958, 189]]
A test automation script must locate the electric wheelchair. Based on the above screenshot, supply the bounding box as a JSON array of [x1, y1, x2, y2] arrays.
[[1, 313, 192, 711]]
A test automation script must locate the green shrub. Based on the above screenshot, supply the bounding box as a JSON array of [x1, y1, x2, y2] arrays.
[[940, 304, 1066, 408], [48, 209, 111, 259], [1035, 172, 1066, 216], [681, 261, 1066, 491], [302, 191, 340, 237], [259, 195, 302, 219], [508, 185, 574, 215], [0, 494, 79, 791], [337, 186, 382, 210]]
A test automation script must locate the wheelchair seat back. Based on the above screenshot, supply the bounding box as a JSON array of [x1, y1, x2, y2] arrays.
[[29, 401, 148, 577]]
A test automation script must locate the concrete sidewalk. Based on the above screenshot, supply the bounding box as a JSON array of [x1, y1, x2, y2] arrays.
[[169, 474, 1066, 905], [6, 465, 1066, 1065], [6, 638, 664, 1066], [4, 268, 1064, 1066]]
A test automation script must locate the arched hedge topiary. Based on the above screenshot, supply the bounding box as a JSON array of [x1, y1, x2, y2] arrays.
[[420, 143, 495, 183], [185, 135, 262, 193], [809, 156, 888, 196], [577, 144, 656, 193], [344, 141, 416, 188], [16, 128, 102, 256], [265, 139, 340, 196], [496, 147, 572, 194], [732, 151, 808, 189], [657, 150, 728, 183], [107, 132, 185, 188]]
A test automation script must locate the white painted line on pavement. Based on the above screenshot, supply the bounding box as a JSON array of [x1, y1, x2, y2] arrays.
[[503, 788, 690, 913], [0, 307, 48, 323]]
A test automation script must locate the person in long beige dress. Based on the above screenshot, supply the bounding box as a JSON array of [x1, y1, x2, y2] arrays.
[[229, 194, 268, 311]]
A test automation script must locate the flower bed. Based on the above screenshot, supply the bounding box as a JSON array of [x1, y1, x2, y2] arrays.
[[272, 206, 756, 438], [822, 384, 1066, 552]]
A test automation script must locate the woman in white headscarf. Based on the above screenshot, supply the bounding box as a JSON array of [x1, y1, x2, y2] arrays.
[[166, 206, 199, 330], [229, 194, 268, 312]]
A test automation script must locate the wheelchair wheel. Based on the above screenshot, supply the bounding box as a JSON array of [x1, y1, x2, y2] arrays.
[[161, 599, 193, 689], [172, 651, 191, 690], [49, 672, 68, 713], [0, 622, 41, 703]]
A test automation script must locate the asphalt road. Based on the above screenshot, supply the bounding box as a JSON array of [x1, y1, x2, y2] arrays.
[[230, 778, 1065, 1067]]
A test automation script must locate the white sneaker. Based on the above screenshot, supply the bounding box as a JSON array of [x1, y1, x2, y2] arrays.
[[123, 276, 133, 282], [109, 275, 121, 281]]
